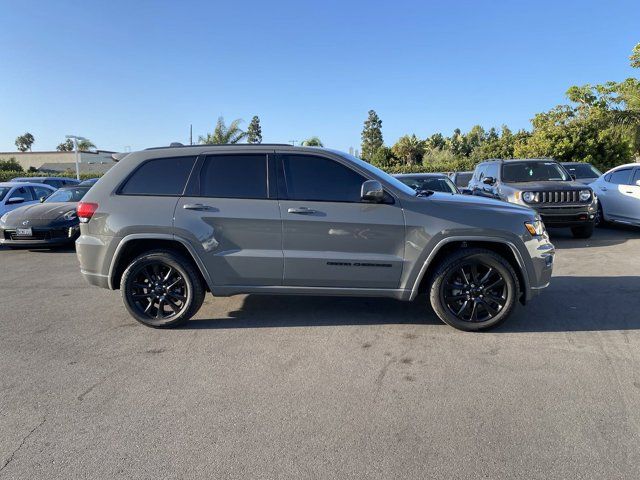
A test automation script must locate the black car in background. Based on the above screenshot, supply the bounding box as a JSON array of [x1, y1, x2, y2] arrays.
[[394, 173, 459, 194], [0, 185, 90, 248], [560, 162, 602, 185]]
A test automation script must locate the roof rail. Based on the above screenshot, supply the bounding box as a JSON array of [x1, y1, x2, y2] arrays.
[[144, 143, 296, 150]]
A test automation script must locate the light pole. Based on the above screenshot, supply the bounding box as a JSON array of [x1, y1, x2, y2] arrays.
[[65, 135, 87, 181]]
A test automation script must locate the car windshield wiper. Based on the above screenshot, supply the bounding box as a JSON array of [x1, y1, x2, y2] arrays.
[[415, 189, 435, 197]]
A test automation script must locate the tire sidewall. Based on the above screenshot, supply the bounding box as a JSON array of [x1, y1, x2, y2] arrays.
[[121, 253, 195, 328]]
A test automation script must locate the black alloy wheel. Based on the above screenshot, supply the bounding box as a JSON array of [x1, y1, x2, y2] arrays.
[[442, 261, 507, 323], [429, 248, 519, 331], [121, 250, 205, 328]]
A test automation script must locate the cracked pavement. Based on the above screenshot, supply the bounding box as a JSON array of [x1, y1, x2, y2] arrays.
[[1, 226, 640, 479]]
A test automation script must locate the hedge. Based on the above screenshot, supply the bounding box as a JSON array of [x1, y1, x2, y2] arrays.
[[0, 171, 104, 182], [380, 158, 478, 174]]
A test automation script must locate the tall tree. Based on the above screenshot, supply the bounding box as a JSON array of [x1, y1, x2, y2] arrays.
[[301, 136, 323, 147], [246, 116, 263, 144], [391, 134, 425, 165], [360, 110, 383, 161], [57, 138, 96, 152], [15, 132, 35, 152], [199, 117, 246, 144]]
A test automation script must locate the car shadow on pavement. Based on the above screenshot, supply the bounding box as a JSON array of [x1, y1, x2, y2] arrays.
[[549, 224, 639, 250], [184, 275, 640, 333]]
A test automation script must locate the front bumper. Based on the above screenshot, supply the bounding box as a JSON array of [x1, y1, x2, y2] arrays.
[[0, 226, 80, 247]]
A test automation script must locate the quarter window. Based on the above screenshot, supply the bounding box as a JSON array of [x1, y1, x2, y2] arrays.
[[632, 169, 640, 185], [606, 168, 632, 185], [199, 155, 268, 199], [281, 155, 366, 202], [120, 156, 197, 196]]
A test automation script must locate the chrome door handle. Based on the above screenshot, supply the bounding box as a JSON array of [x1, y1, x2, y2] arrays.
[[600, 187, 607, 191], [287, 207, 317, 214], [183, 203, 214, 211]]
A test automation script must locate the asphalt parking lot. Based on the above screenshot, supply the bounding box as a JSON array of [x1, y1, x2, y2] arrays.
[[1, 226, 640, 479]]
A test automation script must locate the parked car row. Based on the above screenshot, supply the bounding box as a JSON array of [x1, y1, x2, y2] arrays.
[[395, 159, 640, 239]]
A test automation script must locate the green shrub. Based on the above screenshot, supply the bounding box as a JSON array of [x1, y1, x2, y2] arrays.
[[0, 158, 23, 172], [383, 158, 478, 174]]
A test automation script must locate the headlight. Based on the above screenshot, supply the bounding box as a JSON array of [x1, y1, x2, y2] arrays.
[[522, 191, 538, 203], [0, 212, 8, 224], [525, 219, 546, 236], [62, 210, 77, 221], [579, 190, 592, 202]]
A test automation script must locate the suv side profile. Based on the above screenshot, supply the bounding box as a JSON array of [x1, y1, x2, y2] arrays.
[[76, 146, 554, 331], [468, 159, 597, 238]]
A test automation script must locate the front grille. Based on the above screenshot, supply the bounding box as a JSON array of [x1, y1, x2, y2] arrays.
[[535, 190, 580, 204]]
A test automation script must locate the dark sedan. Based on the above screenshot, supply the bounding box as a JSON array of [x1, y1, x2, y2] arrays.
[[394, 173, 459, 194], [0, 186, 90, 248]]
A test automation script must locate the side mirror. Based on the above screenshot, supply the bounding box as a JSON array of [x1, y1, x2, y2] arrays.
[[483, 176, 495, 185], [570, 174, 577, 180], [361, 180, 384, 202], [6, 197, 25, 205]]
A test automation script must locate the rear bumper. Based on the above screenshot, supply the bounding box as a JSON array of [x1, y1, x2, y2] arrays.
[[76, 233, 119, 289], [0, 226, 79, 247]]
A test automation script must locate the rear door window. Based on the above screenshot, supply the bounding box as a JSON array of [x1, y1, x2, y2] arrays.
[[120, 156, 197, 196], [606, 168, 633, 185], [632, 169, 640, 185], [199, 154, 268, 199]]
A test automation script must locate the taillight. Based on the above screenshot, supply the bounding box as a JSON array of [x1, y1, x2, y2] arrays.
[[77, 202, 98, 223]]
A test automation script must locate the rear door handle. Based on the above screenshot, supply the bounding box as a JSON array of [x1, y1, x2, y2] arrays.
[[287, 207, 317, 215], [183, 203, 214, 211]]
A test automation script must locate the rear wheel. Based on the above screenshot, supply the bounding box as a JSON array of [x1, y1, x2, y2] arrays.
[[121, 249, 205, 328], [570, 224, 594, 239], [429, 249, 519, 331], [595, 202, 606, 227]]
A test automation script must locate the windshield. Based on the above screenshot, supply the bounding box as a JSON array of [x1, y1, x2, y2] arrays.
[[329, 150, 418, 196], [0, 187, 11, 201], [502, 161, 570, 182], [44, 188, 87, 203], [453, 172, 473, 187], [397, 176, 458, 194], [562, 163, 602, 179]]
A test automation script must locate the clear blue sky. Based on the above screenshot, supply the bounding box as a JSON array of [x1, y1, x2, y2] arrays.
[[1, 0, 638, 153]]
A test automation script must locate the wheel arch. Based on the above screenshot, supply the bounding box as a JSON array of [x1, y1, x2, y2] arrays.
[[109, 234, 212, 291], [410, 237, 529, 303]]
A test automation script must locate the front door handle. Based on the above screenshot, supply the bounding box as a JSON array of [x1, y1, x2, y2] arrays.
[[287, 207, 317, 215], [600, 187, 608, 191], [183, 203, 214, 211]]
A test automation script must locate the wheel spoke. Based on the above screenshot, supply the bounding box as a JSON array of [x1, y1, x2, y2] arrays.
[[446, 294, 466, 301], [143, 299, 153, 313], [486, 293, 505, 308], [459, 267, 470, 285], [165, 297, 181, 313], [167, 291, 186, 303], [455, 300, 470, 317], [167, 278, 183, 290], [469, 301, 478, 322], [485, 278, 505, 291], [479, 299, 498, 317], [478, 267, 493, 285], [470, 263, 479, 282], [163, 267, 173, 282], [156, 299, 165, 319], [132, 292, 153, 299]]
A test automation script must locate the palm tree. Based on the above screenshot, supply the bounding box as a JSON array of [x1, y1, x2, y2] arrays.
[[391, 134, 425, 165], [300, 136, 323, 147], [199, 117, 246, 144], [78, 139, 96, 151]]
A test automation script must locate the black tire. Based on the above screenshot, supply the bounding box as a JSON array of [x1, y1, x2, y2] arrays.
[[121, 249, 205, 328], [428, 248, 520, 332], [570, 224, 594, 239], [595, 202, 606, 228]]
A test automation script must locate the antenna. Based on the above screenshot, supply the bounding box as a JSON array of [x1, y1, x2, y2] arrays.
[[190, 124, 193, 145]]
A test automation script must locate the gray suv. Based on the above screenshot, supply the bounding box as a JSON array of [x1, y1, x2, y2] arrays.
[[76, 145, 554, 331], [468, 159, 597, 238]]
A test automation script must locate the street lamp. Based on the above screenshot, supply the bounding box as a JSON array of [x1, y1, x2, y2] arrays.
[[65, 135, 87, 181]]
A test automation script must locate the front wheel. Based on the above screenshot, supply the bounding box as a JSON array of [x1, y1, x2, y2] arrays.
[[570, 224, 594, 239], [121, 249, 205, 328], [429, 249, 520, 331]]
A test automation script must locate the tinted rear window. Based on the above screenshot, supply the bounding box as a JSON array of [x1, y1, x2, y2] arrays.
[[199, 155, 268, 199], [120, 156, 196, 195], [454, 172, 472, 186]]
